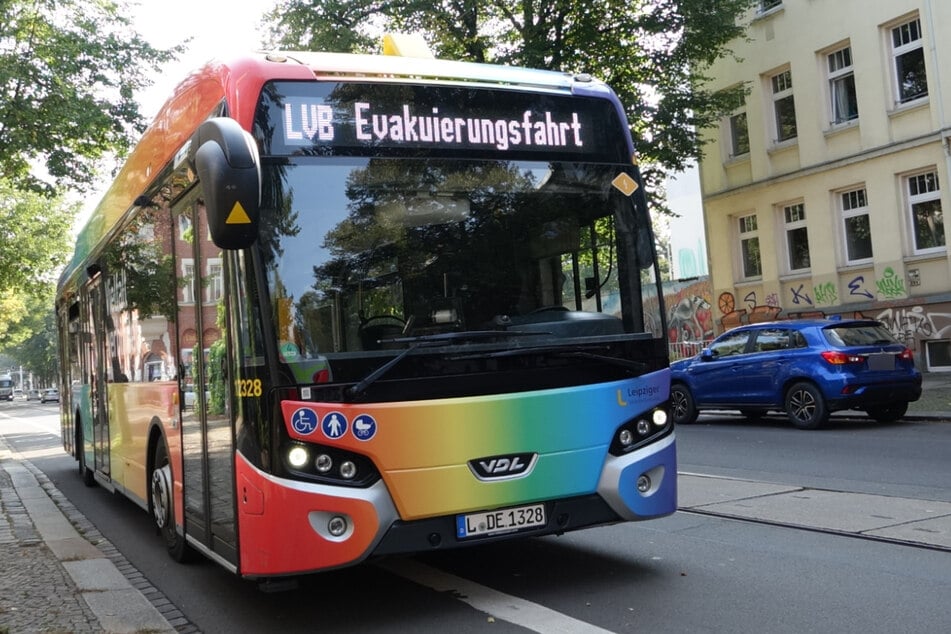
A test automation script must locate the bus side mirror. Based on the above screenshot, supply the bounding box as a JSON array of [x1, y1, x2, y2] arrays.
[[189, 117, 261, 250]]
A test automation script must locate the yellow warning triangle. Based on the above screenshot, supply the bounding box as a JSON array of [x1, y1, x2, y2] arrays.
[[225, 201, 252, 225]]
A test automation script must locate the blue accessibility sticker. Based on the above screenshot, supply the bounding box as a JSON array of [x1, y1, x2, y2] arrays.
[[291, 408, 318, 435], [321, 411, 348, 439], [352, 415, 377, 441]]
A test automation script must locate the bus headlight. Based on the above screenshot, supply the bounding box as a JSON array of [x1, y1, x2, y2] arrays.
[[288, 446, 309, 468]]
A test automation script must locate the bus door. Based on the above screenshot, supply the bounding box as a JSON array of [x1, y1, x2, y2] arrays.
[[86, 276, 110, 480], [176, 200, 237, 566]]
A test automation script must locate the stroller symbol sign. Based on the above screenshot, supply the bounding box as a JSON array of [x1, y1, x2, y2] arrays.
[[352, 415, 377, 441]]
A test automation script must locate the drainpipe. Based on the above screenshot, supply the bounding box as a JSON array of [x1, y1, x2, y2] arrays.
[[924, 0, 950, 371]]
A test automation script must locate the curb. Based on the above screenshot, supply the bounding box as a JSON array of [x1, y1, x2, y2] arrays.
[[0, 435, 197, 633]]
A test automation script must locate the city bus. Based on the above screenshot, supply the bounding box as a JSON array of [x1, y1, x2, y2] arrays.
[[56, 38, 676, 579]]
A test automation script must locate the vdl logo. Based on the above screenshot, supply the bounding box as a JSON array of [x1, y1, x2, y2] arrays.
[[468, 453, 537, 481]]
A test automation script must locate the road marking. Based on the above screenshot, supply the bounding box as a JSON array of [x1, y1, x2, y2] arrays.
[[377, 558, 613, 633]]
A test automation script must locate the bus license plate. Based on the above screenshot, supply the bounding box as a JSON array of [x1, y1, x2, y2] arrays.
[[456, 503, 546, 539]]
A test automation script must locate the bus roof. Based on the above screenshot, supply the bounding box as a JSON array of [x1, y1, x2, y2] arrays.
[[58, 51, 619, 294]]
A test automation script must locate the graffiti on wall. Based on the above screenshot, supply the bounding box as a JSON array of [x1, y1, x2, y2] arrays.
[[662, 278, 715, 343], [875, 305, 951, 341], [875, 267, 906, 299]]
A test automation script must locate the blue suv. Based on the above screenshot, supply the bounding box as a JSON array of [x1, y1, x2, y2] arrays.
[[670, 318, 922, 429]]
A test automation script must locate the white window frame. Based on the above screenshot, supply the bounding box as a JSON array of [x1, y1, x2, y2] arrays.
[[837, 186, 873, 265], [181, 259, 195, 304], [737, 213, 762, 281], [889, 16, 928, 105], [768, 68, 797, 144], [206, 258, 223, 303], [758, 0, 782, 14], [905, 169, 944, 255], [780, 202, 810, 273], [827, 45, 858, 125]]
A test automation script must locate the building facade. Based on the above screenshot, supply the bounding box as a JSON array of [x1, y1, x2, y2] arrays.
[[698, 0, 951, 370]]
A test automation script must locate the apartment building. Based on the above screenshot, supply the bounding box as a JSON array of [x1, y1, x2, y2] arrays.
[[697, 0, 951, 369]]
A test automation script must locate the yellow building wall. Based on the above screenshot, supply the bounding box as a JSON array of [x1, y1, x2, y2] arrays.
[[698, 0, 951, 368]]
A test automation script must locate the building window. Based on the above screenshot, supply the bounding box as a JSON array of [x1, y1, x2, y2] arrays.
[[828, 46, 858, 124], [770, 69, 797, 143], [728, 111, 749, 156], [891, 17, 928, 104], [759, 0, 782, 12], [178, 214, 192, 241], [907, 171, 944, 252], [839, 188, 873, 264], [738, 214, 761, 279], [782, 202, 810, 272], [926, 340, 951, 370], [182, 260, 195, 304], [207, 259, 223, 303]]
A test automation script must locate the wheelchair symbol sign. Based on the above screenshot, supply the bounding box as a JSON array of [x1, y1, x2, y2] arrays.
[[291, 408, 318, 435]]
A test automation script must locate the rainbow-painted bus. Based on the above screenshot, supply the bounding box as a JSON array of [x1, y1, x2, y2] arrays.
[[56, 38, 676, 579]]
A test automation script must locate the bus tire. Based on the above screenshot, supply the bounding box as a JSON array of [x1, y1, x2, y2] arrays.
[[76, 421, 95, 487], [150, 439, 194, 563]]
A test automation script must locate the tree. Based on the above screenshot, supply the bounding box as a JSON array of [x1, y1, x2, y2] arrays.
[[0, 179, 75, 297], [262, 0, 752, 202], [8, 293, 59, 387], [0, 0, 182, 194]]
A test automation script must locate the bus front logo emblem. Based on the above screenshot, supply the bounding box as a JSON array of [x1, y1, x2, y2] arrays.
[[469, 453, 537, 481]]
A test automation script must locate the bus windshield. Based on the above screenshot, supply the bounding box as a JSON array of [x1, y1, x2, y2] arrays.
[[259, 157, 662, 368]]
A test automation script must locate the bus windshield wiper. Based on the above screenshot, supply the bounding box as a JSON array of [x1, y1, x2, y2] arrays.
[[455, 345, 648, 372], [348, 344, 421, 398], [379, 330, 550, 345], [348, 330, 550, 399]]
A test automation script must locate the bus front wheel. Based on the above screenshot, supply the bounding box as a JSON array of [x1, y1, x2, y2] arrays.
[[150, 440, 193, 562]]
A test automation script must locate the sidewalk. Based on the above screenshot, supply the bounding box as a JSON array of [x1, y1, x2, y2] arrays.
[[0, 434, 186, 634], [2, 375, 950, 633]]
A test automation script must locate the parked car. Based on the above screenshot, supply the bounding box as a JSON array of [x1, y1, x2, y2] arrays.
[[670, 318, 922, 429], [40, 388, 59, 403]]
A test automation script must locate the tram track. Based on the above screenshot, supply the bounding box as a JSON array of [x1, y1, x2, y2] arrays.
[[678, 506, 951, 553]]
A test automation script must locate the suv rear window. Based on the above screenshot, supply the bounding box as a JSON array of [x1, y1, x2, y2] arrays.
[[823, 323, 896, 346]]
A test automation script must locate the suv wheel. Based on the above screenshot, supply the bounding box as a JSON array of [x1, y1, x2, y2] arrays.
[[785, 382, 828, 430], [865, 403, 908, 423], [671, 383, 699, 425]]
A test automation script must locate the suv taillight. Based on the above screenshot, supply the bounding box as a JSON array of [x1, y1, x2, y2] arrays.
[[820, 350, 865, 365]]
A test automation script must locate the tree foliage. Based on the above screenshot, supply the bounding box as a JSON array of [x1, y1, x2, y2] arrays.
[[5, 292, 59, 386], [0, 0, 183, 374], [0, 179, 75, 295], [0, 0, 181, 194], [263, 0, 753, 198]]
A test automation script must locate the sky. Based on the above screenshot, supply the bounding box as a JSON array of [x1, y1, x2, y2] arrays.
[[130, 1, 275, 119], [83, 1, 707, 272], [77, 2, 274, 225]]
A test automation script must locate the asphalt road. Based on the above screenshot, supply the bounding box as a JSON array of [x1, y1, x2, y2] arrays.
[[2, 400, 949, 633]]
